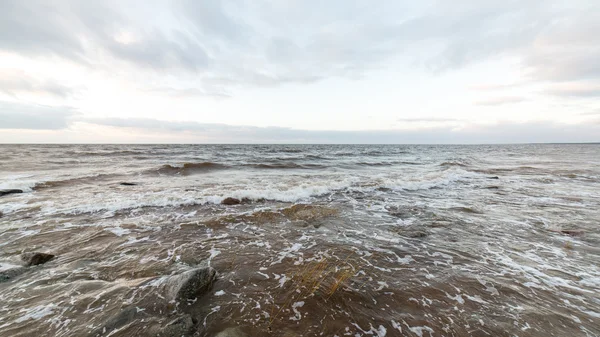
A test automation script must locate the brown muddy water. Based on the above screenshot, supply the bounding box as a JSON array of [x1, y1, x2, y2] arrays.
[[0, 144, 599, 337]]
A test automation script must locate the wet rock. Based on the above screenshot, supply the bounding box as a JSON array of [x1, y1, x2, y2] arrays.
[[221, 197, 241, 205], [91, 306, 150, 336], [406, 230, 429, 238], [0, 211, 3, 217], [487, 176, 500, 179], [449, 206, 483, 214], [246, 210, 285, 224], [561, 230, 584, 236], [376, 187, 392, 192], [550, 229, 585, 237], [0, 265, 27, 282], [163, 267, 217, 302], [21, 252, 55, 266], [0, 189, 23, 197], [214, 327, 248, 337], [207, 204, 338, 227], [119, 182, 137, 186], [386, 205, 429, 219], [158, 315, 195, 337], [281, 204, 339, 222]]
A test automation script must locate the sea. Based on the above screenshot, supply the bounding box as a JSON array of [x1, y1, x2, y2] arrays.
[[0, 144, 599, 337]]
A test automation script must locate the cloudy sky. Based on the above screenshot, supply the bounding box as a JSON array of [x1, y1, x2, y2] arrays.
[[1, 0, 599, 143]]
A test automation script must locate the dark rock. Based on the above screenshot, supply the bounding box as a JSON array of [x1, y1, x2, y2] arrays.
[[487, 176, 500, 179], [21, 252, 55, 266], [550, 229, 585, 237], [163, 267, 217, 302], [119, 182, 137, 186], [561, 230, 584, 236], [0, 211, 3, 217], [0, 265, 27, 282], [406, 231, 429, 238], [0, 189, 23, 197], [91, 306, 150, 336], [449, 206, 483, 214], [281, 204, 339, 221], [215, 327, 248, 337], [158, 315, 195, 337], [221, 197, 241, 205]]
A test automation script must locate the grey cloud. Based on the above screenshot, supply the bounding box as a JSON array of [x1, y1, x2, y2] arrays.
[[81, 117, 600, 144], [1, 0, 598, 93], [0, 0, 209, 71], [0, 101, 76, 130], [543, 85, 600, 98], [177, 0, 247, 41], [397, 118, 461, 123], [0, 1, 85, 61], [524, 10, 600, 83], [145, 87, 231, 99], [0, 70, 74, 98], [104, 31, 209, 70], [469, 83, 521, 91], [475, 96, 527, 106]]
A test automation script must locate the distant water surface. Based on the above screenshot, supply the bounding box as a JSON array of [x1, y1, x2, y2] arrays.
[[0, 144, 599, 336]]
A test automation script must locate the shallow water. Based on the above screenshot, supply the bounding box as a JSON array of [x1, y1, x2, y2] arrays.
[[0, 144, 599, 337]]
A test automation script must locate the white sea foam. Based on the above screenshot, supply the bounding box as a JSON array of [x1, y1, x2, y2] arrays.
[[290, 301, 304, 321], [15, 304, 57, 323]]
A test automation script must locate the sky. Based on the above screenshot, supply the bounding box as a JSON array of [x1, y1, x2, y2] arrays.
[[0, 0, 599, 143]]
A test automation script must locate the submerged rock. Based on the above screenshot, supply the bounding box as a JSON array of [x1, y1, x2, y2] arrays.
[[215, 327, 248, 337], [119, 182, 137, 186], [0, 265, 27, 282], [0, 189, 23, 197], [0, 211, 3, 217], [406, 230, 429, 238], [158, 315, 195, 337], [205, 204, 338, 227], [21, 252, 55, 266], [450, 206, 483, 214], [550, 229, 585, 237], [221, 197, 241, 205], [163, 267, 217, 302], [91, 306, 151, 336], [281, 204, 339, 222]]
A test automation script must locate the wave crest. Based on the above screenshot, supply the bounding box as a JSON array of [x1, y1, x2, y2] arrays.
[[154, 162, 229, 175]]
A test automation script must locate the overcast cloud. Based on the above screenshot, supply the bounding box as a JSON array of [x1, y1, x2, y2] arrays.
[[0, 0, 598, 143]]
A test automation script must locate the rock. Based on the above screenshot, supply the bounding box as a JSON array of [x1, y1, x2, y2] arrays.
[[91, 306, 150, 336], [281, 204, 339, 222], [221, 197, 241, 205], [163, 267, 217, 302], [119, 182, 137, 186], [406, 230, 428, 238], [449, 206, 483, 214], [0, 189, 23, 197], [0, 265, 27, 282], [214, 327, 248, 337], [487, 176, 500, 179], [550, 229, 585, 236], [0, 211, 3, 217], [561, 230, 584, 236], [158, 315, 195, 337], [21, 252, 55, 266]]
